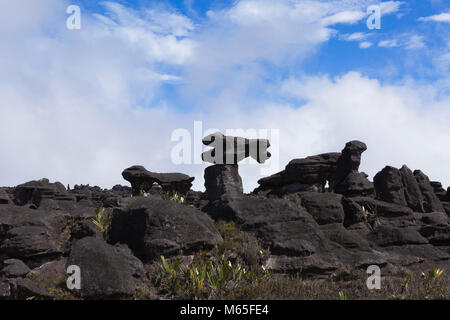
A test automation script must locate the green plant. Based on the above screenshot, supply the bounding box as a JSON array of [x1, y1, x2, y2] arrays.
[[338, 291, 350, 300], [92, 207, 112, 234], [164, 191, 186, 204], [425, 268, 444, 280]]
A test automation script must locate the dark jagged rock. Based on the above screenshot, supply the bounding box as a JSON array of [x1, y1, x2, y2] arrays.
[[369, 225, 429, 247], [70, 220, 102, 240], [13, 178, 71, 207], [284, 152, 341, 186], [67, 237, 146, 299], [374, 166, 407, 206], [203, 164, 244, 220], [0, 206, 67, 267], [0, 259, 30, 278], [342, 197, 366, 227], [333, 171, 374, 197], [298, 192, 344, 225], [430, 181, 447, 202], [202, 131, 271, 164], [414, 170, 445, 213], [122, 165, 194, 196], [8, 277, 52, 300], [254, 152, 340, 195], [0, 136, 450, 295], [399, 165, 425, 212], [419, 225, 450, 246], [108, 197, 223, 262], [350, 196, 414, 217], [333, 141, 374, 196], [334, 140, 367, 183], [415, 212, 449, 225], [0, 189, 10, 205], [0, 280, 10, 299]]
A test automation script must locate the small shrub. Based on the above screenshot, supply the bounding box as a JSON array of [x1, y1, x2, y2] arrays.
[[92, 207, 112, 235], [164, 191, 186, 204]]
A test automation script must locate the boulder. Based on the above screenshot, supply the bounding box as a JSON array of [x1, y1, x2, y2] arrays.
[[414, 170, 445, 213], [298, 192, 344, 225], [333, 171, 374, 197], [70, 220, 102, 240], [334, 140, 367, 184], [67, 237, 146, 299], [399, 165, 425, 212], [203, 164, 244, 220], [0, 189, 10, 205], [8, 278, 52, 300], [122, 166, 194, 196], [0, 259, 30, 278], [108, 197, 223, 262], [374, 166, 407, 206], [284, 152, 341, 186], [342, 197, 366, 227], [333, 141, 374, 196], [0, 206, 67, 267]]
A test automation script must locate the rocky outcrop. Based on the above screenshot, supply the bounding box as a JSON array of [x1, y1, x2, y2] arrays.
[[0, 205, 68, 267], [202, 131, 271, 164], [0, 137, 450, 299], [254, 152, 341, 196], [67, 237, 147, 299], [333, 141, 374, 196], [107, 197, 223, 262], [122, 165, 194, 196], [13, 179, 72, 207], [414, 170, 445, 213]]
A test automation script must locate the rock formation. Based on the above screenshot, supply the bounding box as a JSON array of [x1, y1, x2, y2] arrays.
[[202, 131, 271, 165], [122, 165, 194, 196], [0, 138, 449, 299]]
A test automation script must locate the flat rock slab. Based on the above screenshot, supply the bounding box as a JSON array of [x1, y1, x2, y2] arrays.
[[122, 165, 194, 195]]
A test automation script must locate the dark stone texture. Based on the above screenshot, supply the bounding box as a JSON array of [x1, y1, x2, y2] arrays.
[[414, 170, 445, 213], [202, 131, 271, 164], [108, 197, 223, 262], [299, 192, 344, 225], [67, 237, 146, 299], [0, 259, 30, 278], [122, 165, 194, 196]]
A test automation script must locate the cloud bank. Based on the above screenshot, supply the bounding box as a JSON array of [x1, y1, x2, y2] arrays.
[[0, 0, 449, 193]]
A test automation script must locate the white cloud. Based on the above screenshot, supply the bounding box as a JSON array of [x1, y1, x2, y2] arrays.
[[418, 12, 450, 23], [378, 34, 426, 50], [379, 1, 404, 15], [1, 0, 449, 195], [378, 39, 399, 48], [359, 41, 373, 48], [340, 32, 369, 41]]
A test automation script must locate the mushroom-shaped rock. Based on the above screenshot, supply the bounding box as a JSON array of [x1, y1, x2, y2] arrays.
[[122, 165, 194, 196], [202, 131, 271, 165]]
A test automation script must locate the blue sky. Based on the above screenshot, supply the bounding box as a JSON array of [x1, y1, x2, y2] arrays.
[[0, 0, 449, 191]]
